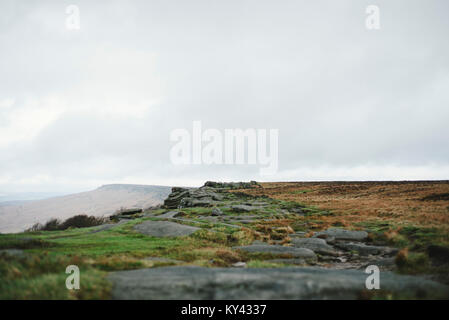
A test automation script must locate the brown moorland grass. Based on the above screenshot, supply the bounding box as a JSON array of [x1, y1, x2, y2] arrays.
[[239, 181, 449, 247]]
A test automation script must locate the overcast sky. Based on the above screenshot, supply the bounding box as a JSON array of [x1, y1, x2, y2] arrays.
[[1, 0, 448, 193]]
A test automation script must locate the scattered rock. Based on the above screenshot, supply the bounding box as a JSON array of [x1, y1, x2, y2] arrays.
[[249, 201, 269, 206], [290, 232, 307, 238], [108, 266, 449, 299], [313, 228, 368, 242], [230, 205, 260, 213], [203, 181, 259, 189], [144, 257, 183, 264], [180, 198, 214, 208], [231, 262, 247, 268], [234, 244, 317, 262], [89, 220, 127, 233], [157, 211, 182, 219], [211, 208, 224, 216], [134, 221, 200, 237], [230, 219, 255, 224], [335, 242, 398, 256], [362, 257, 397, 271], [163, 186, 227, 209], [265, 258, 306, 265], [291, 238, 339, 256], [290, 208, 304, 215], [118, 208, 143, 215]]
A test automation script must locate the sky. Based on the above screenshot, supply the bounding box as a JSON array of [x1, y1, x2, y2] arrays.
[[0, 0, 448, 193]]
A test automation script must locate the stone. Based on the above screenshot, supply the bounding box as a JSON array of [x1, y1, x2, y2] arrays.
[[290, 208, 304, 214], [108, 266, 449, 299], [89, 220, 127, 233], [265, 258, 306, 265], [180, 198, 214, 208], [233, 244, 317, 262], [203, 181, 258, 189], [230, 205, 260, 213], [232, 215, 258, 220], [118, 208, 143, 215], [144, 257, 183, 264], [133, 221, 200, 238], [290, 232, 307, 238], [211, 208, 224, 216], [157, 211, 182, 218], [362, 257, 397, 271], [249, 201, 269, 206], [231, 220, 254, 224], [335, 242, 398, 256], [231, 262, 247, 268], [291, 238, 339, 256], [313, 228, 368, 242]]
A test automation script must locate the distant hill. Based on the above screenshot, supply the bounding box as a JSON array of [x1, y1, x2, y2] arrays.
[[0, 184, 171, 233]]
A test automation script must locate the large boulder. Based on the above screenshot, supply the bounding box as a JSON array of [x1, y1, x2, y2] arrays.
[[133, 221, 199, 237], [108, 266, 449, 299]]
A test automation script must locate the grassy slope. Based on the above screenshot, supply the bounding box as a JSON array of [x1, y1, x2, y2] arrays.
[[1, 184, 449, 299]]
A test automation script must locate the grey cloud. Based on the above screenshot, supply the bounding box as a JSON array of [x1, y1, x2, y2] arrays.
[[1, 0, 449, 193]]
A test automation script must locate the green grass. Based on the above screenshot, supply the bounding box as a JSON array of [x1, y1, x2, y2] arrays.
[[2, 188, 449, 299], [0, 252, 110, 299]]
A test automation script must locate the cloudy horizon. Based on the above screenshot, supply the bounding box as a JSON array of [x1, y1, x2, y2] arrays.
[[1, 0, 449, 194]]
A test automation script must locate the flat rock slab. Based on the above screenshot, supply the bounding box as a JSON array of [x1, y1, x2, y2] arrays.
[[230, 205, 261, 213], [89, 220, 127, 234], [314, 228, 368, 242], [234, 244, 317, 261], [108, 266, 449, 299], [157, 211, 182, 219], [265, 258, 306, 265], [144, 257, 183, 264], [134, 221, 200, 237], [290, 232, 307, 238], [335, 242, 398, 256], [291, 238, 339, 256]]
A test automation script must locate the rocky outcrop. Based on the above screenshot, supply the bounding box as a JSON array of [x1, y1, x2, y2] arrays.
[[163, 187, 222, 209], [163, 181, 258, 209], [203, 181, 259, 189]]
